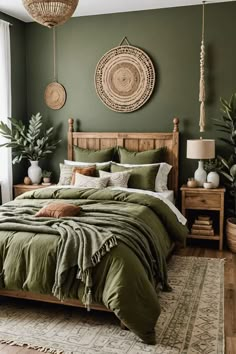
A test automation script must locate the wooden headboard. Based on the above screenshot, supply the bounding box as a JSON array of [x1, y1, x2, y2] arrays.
[[68, 118, 179, 197]]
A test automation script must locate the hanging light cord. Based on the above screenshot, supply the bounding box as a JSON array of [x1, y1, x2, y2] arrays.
[[53, 27, 57, 82], [202, 1, 205, 41], [199, 1, 206, 133]]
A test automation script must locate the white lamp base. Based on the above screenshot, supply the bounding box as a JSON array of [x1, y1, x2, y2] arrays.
[[194, 160, 207, 187]]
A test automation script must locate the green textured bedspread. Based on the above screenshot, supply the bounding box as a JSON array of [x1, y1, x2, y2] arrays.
[[0, 187, 187, 344]]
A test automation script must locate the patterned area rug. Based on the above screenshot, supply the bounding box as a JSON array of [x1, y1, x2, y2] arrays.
[[0, 256, 224, 354]]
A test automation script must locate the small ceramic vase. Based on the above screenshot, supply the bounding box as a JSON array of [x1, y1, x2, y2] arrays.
[[187, 178, 198, 188], [207, 171, 220, 188], [28, 160, 42, 185], [43, 177, 51, 184]]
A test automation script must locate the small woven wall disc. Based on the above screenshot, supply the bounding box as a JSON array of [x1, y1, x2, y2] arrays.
[[94, 45, 155, 112], [44, 82, 66, 110]]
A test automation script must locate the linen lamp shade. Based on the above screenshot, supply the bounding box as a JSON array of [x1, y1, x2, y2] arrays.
[[187, 139, 215, 159], [186, 139, 215, 187]]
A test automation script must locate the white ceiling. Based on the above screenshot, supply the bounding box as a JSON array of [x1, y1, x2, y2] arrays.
[[0, 0, 234, 23]]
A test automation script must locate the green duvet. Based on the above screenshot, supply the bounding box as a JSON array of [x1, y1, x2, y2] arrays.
[[0, 187, 187, 344]]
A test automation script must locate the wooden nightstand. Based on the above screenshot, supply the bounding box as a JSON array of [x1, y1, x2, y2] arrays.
[[181, 185, 225, 250], [14, 184, 53, 198]]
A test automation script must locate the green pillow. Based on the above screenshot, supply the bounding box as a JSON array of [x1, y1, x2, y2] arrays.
[[74, 146, 114, 163], [118, 146, 166, 164], [111, 163, 160, 191]]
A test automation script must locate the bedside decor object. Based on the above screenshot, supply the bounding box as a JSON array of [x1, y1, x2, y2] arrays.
[[207, 171, 220, 188], [94, 37, 155, 112], [22, 0, 79, 28], [187, 178, 198, 188], [24, 176, 32, 185], [0, 112, 60, 183], [191, 215, 214, 236], [45, 28, 66, 110], [186, 138, 215, 186], [204, 158, 221, 188], [42, 170, 52, 184], [203, 181, 214, 189], [28, 161, 42, 184]]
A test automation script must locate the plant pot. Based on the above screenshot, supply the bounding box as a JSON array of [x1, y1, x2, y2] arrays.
[[28, 160, 42, 185], [43, 177, 51, 184], [226, 217, 236, 253]]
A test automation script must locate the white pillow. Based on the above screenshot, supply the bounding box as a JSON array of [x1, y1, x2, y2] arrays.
[[64, 160, 111, 168], [111, 162, 172, 192], [74, 173, 109, 189], [99, 170, 131, 188]]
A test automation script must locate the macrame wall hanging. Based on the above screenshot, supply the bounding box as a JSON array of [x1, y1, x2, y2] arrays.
[[199, 1, 206, 132], [94, 37, 155, 112], [44, 28, 67, 110]]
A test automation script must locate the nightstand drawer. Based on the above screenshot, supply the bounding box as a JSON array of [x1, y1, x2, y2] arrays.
[[184, 192, 221, 209]]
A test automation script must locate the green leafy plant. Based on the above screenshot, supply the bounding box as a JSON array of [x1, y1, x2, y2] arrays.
[[0, 113, 60, 164], [213, 93, 236, 217], [214, 93, 236, 156], [204, 158, 223, 174], [218, 156, 236, 216], [42, 170, 52, 178]]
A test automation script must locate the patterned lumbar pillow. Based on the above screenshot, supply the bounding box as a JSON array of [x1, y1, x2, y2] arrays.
[[35, 203, 81, 218], [58, 164, 74, 185], [74, 173, 109, 189], [99, 170, 131, 188]]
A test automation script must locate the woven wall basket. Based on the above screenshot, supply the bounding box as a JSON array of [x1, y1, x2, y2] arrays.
[[23, 0, 79, 28], [94, 45, 155, 113]]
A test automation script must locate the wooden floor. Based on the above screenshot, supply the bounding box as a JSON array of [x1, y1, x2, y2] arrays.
[[0, 246, 235, 353]]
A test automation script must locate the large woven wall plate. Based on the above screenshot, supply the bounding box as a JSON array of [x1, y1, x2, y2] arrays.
[[44, 82, 67, 110], [94, 45, 155, 112]]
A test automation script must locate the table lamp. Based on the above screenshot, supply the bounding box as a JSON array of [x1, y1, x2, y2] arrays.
[[186, 139, 215, 186]]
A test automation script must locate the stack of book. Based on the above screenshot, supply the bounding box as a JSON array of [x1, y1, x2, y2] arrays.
[[191, 215, 214, 236]]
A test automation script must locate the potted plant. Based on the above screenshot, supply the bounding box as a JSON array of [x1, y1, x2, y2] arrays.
[[0, 113, 60, 184], [214, 93, 236, 252], [42, 170, 52, 184]]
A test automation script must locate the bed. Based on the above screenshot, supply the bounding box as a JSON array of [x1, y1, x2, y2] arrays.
[[0, 118, 187, 344]]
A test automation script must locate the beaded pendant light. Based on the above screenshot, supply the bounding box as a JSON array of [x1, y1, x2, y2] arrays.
[[23, 0, 79, 28]]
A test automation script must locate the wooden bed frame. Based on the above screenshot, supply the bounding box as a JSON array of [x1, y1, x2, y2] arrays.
[[0, 117, 180, 321]]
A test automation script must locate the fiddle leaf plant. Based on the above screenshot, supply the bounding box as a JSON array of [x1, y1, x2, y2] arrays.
[[213, 93, 236, 155], [213, 93, 236, 217], [218, 155, 236, 217], [0, 113, 60, 164]]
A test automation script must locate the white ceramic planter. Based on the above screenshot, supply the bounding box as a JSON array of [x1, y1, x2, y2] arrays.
[[28, 160, 42, 184]]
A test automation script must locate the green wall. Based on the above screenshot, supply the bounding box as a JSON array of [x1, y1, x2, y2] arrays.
[[22, 2, 236, 185], [0, 12, 27, 183]]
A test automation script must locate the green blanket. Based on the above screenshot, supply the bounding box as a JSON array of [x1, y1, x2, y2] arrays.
[[0, 187, 188, 344]]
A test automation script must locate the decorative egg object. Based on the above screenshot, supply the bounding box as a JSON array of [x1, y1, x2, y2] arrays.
[[24, 176, 32, 185]]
